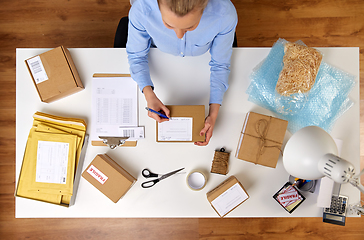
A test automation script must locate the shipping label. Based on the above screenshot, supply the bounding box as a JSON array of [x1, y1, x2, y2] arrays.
[[27, 55, 49, 84]]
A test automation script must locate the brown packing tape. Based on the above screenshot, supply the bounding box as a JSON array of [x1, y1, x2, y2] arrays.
[[91, 73, 137, 147]]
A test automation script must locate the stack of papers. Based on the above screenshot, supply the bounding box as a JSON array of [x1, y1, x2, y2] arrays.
[[91, 74, 143, 147], [16, 112, 86, 206]]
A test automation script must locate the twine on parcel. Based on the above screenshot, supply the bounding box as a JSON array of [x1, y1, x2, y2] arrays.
[[243, 118, 283, 164]]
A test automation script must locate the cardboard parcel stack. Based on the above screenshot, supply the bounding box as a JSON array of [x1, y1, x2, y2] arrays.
[[16, 112, 87, 207]]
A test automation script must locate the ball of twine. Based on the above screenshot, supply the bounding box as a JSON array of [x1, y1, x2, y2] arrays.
[[211, 148, 229, 175]]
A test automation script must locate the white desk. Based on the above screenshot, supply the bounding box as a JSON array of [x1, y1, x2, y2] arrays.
[[16, 47, 360, 218]]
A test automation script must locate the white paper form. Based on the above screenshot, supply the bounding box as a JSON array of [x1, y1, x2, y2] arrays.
[[91, 77, 138, 141], [211, 183, 249, 217], [158, 117, 192, 141], [36, 141, 70, 184]]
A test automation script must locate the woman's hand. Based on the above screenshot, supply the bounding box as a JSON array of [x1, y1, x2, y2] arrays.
[[143, 86, 170, 123], [194, 104, 220, 146]]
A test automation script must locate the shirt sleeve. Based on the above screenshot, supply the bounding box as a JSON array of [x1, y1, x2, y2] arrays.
[[208, 8, 238, 105], [126, 3, 154, 92]]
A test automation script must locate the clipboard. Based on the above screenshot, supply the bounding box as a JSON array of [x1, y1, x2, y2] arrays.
[[91, 74, 138, 148], [156, 105, 205, 142]]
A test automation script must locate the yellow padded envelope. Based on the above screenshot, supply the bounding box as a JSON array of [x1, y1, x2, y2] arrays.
[[16, 112, 86, 206]]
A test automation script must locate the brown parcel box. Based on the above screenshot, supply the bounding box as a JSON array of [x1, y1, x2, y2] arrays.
[[207, 176, 249, 217], [25, 46, 84, 103], [156, 105, 205, 142], [235, 112, 288, 168], [82, 154, 136, 203]]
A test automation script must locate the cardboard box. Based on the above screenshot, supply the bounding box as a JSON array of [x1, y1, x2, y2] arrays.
[[235, 112, 288, 168], [206, 176, 249, 217], [156, 105, 205, 142], [82, 154, 136, 203], [25, 46, 84, 103]]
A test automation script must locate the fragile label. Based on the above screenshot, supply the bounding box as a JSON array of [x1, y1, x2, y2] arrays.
[[27, 55, 48, 84], [277, 185, 301, 207], [87, 165, 108, 185]]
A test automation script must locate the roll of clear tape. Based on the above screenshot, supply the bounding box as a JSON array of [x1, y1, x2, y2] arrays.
[[186, 170, 207, 191]]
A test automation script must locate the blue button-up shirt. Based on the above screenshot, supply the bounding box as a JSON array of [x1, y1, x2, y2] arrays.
[[126, 0, 237, 104]]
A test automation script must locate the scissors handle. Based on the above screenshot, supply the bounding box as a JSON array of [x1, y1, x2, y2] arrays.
[[142, 168, 159, 178], [141, 179, 160, 188]]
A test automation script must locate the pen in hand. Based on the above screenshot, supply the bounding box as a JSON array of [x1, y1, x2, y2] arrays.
[[145, 107, 169, 119]]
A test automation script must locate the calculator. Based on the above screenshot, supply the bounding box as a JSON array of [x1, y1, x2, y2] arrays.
[[323, 195, 348, 226]]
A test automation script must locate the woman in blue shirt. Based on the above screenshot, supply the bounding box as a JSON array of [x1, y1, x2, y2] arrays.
[[126, 0, 237, 146]]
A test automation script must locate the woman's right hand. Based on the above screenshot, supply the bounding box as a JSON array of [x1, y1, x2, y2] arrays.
[[143, 86, 170, 123]]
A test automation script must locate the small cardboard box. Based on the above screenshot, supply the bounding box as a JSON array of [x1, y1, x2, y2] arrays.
[[207, 176, 249, 217], [25, 46, 84, 103], [82, 154, 136, 203], [235, 112, 288, 168]]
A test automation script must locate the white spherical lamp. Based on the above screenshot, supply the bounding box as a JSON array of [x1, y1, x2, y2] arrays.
[[283, 126, 338, 180]]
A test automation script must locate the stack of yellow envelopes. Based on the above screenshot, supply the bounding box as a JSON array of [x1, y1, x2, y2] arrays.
[[16, 112, 87, 206]]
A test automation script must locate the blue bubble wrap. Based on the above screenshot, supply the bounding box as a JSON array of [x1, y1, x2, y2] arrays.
[[246, 39, 356, 133]]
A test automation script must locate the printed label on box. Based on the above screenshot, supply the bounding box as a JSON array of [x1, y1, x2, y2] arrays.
[[158, 117, 192, 141], [211, 183, 248, 216], [86, 164, 108, 184], [27, 55, 49, 84]]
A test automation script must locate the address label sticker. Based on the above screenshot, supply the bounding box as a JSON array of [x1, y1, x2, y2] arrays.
[[27, 55, 49, 84]]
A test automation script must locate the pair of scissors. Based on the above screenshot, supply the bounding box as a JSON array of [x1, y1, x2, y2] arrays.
[[141, 167, 184, 188]]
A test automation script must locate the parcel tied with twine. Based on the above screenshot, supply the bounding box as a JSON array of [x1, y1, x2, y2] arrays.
[[235, 112, 288, 168]]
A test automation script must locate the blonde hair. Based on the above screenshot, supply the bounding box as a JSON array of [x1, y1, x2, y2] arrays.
[[158, 0, 209, 17]]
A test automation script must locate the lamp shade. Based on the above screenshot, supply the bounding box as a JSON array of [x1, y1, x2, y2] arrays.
[[283, 126, 338, 180]]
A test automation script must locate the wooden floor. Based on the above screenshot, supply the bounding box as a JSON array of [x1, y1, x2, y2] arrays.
[[1, 0, 363, 239]]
